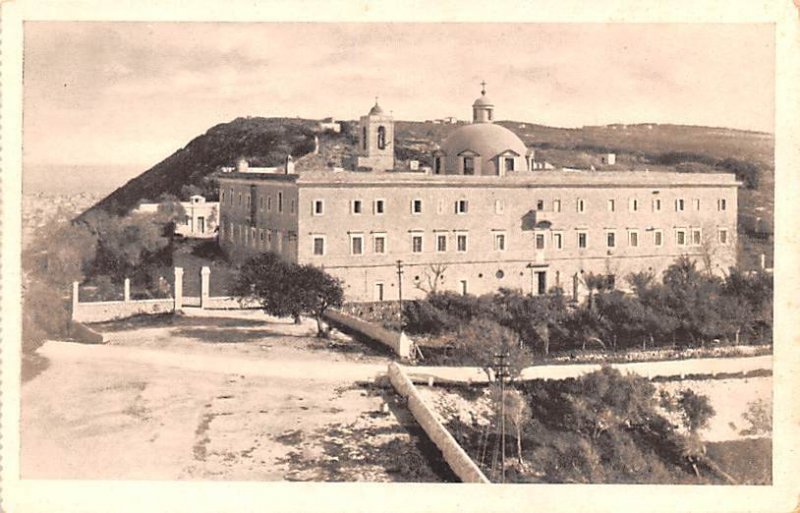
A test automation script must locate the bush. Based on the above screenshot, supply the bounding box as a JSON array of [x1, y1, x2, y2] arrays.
[[450, 367, 721, 483], [402, 300, 459, 336]]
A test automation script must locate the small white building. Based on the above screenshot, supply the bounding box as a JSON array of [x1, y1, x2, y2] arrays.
[[601, 153, 617, 166], [135, 195, 219, 239], [318, 117, 342, 133]]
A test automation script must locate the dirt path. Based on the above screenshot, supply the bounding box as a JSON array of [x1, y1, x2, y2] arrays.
[[21, 314, 454, 482]]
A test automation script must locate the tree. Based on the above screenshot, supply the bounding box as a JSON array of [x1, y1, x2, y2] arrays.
[[231, 253, 344, 337], [23, 221, 97, 288], [412, 263, 448, 294]]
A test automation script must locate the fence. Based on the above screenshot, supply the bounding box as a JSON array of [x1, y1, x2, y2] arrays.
[[71, 266, 257, 323]]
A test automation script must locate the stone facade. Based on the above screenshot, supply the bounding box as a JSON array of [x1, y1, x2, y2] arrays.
[[218, 170, 738, 302], [217, 90, 739, 303]]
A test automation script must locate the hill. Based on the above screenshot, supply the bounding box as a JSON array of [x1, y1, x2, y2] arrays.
[[78, 117, 773, 268]]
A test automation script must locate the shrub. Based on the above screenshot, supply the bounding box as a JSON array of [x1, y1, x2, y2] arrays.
[[402, 300, 458, 336]]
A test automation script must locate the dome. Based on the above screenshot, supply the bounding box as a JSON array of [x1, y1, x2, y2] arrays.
[[368, 102, 384, 115], [473, 94, 493, 107], [439, 123, 528, 175], [441, 123, 526, 160]]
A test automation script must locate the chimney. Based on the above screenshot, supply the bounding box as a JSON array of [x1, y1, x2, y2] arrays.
[[285, 154, 295, 175]]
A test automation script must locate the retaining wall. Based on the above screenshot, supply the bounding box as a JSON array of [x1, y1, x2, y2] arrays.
[[387, 362, 490, 484], [68, 320, 108, 344], [72, 298, 174, 324], [324, 310, 412, 359]]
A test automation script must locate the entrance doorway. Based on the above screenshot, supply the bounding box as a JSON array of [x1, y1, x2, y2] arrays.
[[536, 271, 546, 295], [197, 216, 205, 234], [374, 282, 385, 302], [459, 280, 468, 295]]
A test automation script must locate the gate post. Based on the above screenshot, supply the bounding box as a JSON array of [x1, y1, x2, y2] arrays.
[[200, 266, 211, 309], [123, 278, 131, 302], [174, 267, 184, 312]]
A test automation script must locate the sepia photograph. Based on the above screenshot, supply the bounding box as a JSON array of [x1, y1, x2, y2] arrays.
[[2, 2, 799, 512]]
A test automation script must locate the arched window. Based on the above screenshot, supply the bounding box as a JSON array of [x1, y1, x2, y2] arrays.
[[377, 126, 386, 150], [362, 127, 367, 151]]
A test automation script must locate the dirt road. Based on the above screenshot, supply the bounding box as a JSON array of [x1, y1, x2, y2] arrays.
[[21, 313, 455, 482]]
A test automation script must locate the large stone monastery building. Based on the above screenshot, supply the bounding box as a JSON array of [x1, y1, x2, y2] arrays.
[[218, 87, 739, 302]]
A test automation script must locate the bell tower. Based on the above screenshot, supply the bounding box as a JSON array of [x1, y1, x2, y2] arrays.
[[356, 98, 395, 171], [472, 81, 494, 124]]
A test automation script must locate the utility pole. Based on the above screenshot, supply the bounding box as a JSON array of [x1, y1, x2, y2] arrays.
[[396, 259, 404, 330], [493, 345, 510, 483]]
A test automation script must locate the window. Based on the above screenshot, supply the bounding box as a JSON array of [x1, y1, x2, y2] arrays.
[[652, 198, 662, 211], [377, 126, 386, 150], [676, 229, 687, 246], [352, 200, 363, 214], [718, 198, 727, 211], [691, 228, 702, 246], [629, 230, 639, 247], [434, 157, 443, 174], [607, 199, 616, 212], [578, 231, 588, 249], [504, 157, 515, 172], [535, 233, 545, 250], [350, 234, 364, 255], [246, 195, 250, 208], [464, 157, 475, 175], [229, 188, 234, 205], [654, 230, 663, 247], [290, 199, 295, 214], [278, 192, 283, 213], [312, 236, 325, 256], [374, 199, 385, 214], [238, 193, 242, 206], [719, 228, 729, 244], [693, 199, 701, 211], [362, 127, 367, 151], [455, 199, 469, 214], [463, 157, 475, 175], [495, 199, 504, 214], [267, 196, 272, 211], [220, 189, 225, 203], [629, 198, 639, 212], [553, 199, 562, 213], [457, 233, 468, 252], [313, 199, 324, 216], [412, 234, 423, 253], [436, 234, 447, 252], [577, 198, 586, 213], [536, 200, 545, 211], [259, 197, 264, 210], [675, 198, 685, 212], [260, 230, 266, 242], [494, 233, 506, 251], [553, 232, 563, 250], [460, 280, 468, 295], [374, 234, 386, 254], [411, 199, 423, 214], [606, 231, 616, 248]]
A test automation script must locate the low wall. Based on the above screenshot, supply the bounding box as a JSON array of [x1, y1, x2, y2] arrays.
[[324, 310, 412, 359], [183, 296, 261, 310], [68, 321, 107, 344], [388, 363, 490, 484], [403, 354, 773, 385], [73, 298, 174, 324]]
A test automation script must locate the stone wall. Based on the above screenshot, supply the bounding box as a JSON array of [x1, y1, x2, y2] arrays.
[[324, 309, 412, 359], [387, 363, 490, 484], [72, 298, 174, 324]]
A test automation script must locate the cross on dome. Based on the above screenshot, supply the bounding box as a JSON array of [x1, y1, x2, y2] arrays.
[[480, 81, 487, 95]]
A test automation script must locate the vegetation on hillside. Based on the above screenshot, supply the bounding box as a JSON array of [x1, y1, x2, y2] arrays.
[[448, 367, 731, 484], [403, 256, 772, 365]]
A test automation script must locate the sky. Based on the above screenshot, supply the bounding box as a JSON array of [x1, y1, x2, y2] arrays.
[[23, 22, 774, 168]]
